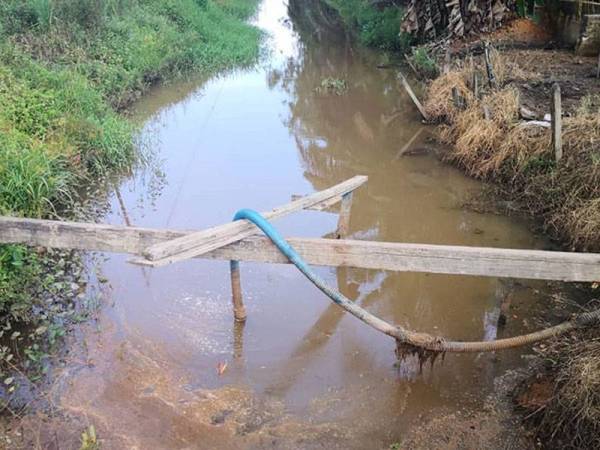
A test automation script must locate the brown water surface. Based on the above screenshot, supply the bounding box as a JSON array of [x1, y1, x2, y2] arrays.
[[57, 1, 552, 448]]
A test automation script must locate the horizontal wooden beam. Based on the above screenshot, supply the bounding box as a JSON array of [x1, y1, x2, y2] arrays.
[[1, 217, 599, 282]]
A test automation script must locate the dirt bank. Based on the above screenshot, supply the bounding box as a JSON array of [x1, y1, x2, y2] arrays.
[[421, 22, 600, 252], [416, 18, 600, 448]]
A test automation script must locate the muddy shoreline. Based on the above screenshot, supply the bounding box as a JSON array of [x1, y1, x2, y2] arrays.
[[408, 18, 600, 448]]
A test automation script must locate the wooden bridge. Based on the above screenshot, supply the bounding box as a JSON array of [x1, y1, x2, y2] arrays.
[[1, 176, 599, 352]]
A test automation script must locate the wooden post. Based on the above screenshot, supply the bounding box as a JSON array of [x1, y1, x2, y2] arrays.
[[397, 72, 429, 121], [483, 104, 491, 120], [230, 260, 247, 322], [473, 72, 480, 99], [551, 83, 563, 163], [469, 54, 474, 78], [451, 87, 464, 109], [233, 320, 245, 359], [443, 49, 452, 74], [452, 87, 459, 108], [483, 41, 497, 89], [335, 192, 353, 239], [596, 51, 599, 79]]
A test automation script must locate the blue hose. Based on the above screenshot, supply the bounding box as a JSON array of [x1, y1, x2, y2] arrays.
[[229, 208, 599, 354], [231, 208, 399, 338]]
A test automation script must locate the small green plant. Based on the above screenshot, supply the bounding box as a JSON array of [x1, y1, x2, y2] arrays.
[[80, 425, 100, 450], [409, 47, 439, 79], [315, 77, 348, 95]]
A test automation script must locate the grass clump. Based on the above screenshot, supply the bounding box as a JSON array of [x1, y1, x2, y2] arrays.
[[407, 47, 439, 79], [519, 326, 600, 449]]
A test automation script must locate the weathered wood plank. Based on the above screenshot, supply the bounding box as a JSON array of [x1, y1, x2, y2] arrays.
[[140, 175, 368, 266], [397, 72, 429, 121], [290, 194, 341, 212], [395, 127, 425, 159], [1, 217, 599, 282]]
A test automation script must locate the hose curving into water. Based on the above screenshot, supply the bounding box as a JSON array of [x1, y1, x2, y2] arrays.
[[232, 209, 600, 355]]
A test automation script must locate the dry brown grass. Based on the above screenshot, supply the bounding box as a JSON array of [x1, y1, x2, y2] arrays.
[[488, 45, 532, 84], [425, 54, 600, 251], [565, 199, 600, 252], [441, 87, 524, 178], [522, 327, 600, 449], [423, 70, 473, 121]]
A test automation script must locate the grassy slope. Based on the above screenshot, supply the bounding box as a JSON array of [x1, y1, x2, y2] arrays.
[[0, 0, 261, 217], [0, 0, 261, 380]]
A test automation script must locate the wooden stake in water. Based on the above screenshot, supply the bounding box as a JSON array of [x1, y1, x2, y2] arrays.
[[551, 83, 563, 163], [230, 260, 247, 322], [397, 72, 429, 121], [335, 193, 353, 239]]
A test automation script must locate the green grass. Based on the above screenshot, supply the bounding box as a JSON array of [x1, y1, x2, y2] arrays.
[[325, 0, 410, 51], [0, 0, 261, 217], [0, 0, 261, 383]]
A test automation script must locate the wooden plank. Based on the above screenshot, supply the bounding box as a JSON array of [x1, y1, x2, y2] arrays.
[[139, 175, 368, 266], [395, 128, 425, 159], [290, 194, 341, 212], [1, 217, 599, 282], [397, 72, 429, 121]]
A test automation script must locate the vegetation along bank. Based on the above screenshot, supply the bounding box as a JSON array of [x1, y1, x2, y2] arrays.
[[0, 0, 261, 393]]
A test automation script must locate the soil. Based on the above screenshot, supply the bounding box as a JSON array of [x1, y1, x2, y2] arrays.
[[453, 18, 600, 116], [400, 369, 533, 449], [507, 48, 600, 116]]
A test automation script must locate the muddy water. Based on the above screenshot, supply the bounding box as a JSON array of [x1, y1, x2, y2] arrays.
[[59, 1, 551, 448]]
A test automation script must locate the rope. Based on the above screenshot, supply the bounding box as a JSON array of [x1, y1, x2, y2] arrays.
[[232, 209, 600, 354]]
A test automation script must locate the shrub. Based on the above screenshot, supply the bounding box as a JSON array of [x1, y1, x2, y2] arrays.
[[326, 0, 411, 51]]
